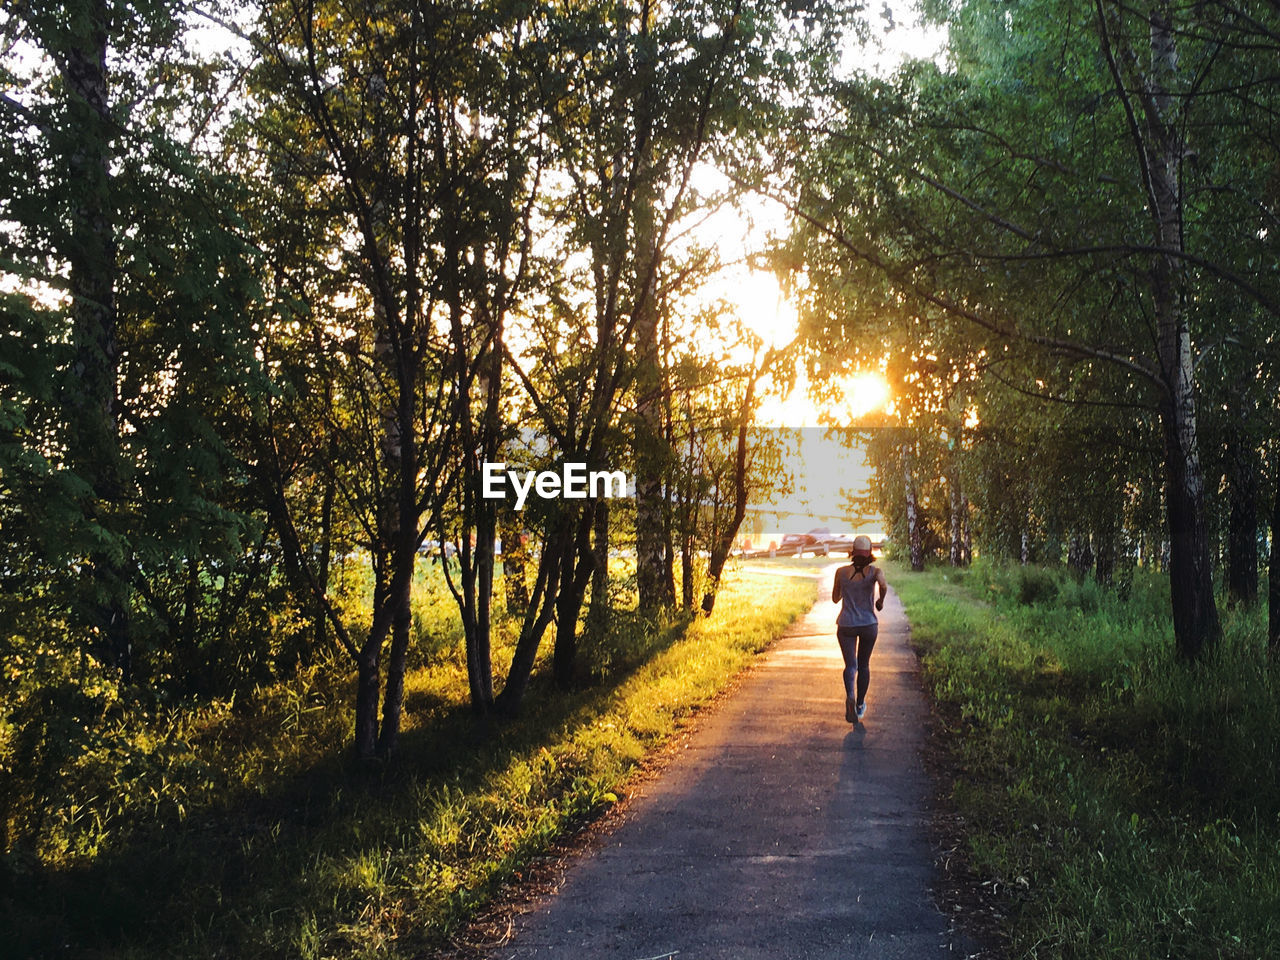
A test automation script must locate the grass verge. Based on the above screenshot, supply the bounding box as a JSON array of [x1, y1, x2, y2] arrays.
[[4, 560, 819, 959], [890, 558, 1280, 960]]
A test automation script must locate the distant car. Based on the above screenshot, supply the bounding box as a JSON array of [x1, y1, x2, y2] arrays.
[[740, 530, 877, 559], [418, 539, 458, 559], [775, 533, 827, 557], [817, 534, 857, 554]]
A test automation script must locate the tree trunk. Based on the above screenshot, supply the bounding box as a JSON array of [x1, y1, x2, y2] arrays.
[[462, 554, 496, 713], [365, 327, 419, 754], [1095, 516, 1116, 586], [496, 522, 567, 715], [553, 509, 596, 688], [378, 362, 420, 750], [354, 636, 382, 760], [677, 424, 699, 612], [474, 506, 498, 709], [702, 365, 759, 615], [1151, 210, 1219, 654], [589, 498, 610, 627], [1269, 467, 1279, 650], [903, 441, 924, 571], [961, 493, 972, 566], [64, 0, 130, 681], [459, 453, 499, 716], [1226, 426, 1258, 604], [376, 571, 413, 757], [635, 433, 673, 609], [1159, 396, 1221, 659], [460, 321, 503, 715], [949, 471, 964, 567], [631, 165, 674, 613], [681, 533, 694, 612], [368, 245, 421, 751], [1133, 7, 1219, 659], [363, 342, 418, 756]]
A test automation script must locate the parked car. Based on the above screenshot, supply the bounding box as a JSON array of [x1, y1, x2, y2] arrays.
[[774, 533, 827, 557], [740, 528, 883, 559], [810, 529, 856, 554], [417, 539, 458, 559]]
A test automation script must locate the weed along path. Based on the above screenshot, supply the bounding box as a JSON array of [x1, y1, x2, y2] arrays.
[[474, 566, 973, 959]]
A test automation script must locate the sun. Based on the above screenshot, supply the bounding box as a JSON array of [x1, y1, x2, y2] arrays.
[[675, 168, 893, 426], [756, 368, 892, 427], [841, 372, 892, 419]]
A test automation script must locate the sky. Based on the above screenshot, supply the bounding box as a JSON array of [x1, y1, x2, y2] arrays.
[[751, 428, 883, 535], [694, 3, 946, 424], [687, 3, 946, 533]]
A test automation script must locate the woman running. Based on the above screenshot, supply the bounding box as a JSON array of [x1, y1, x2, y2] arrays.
[[831, 535, 887, 723]]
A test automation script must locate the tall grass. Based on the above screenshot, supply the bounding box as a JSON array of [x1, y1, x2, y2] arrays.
[[893, 558, 1280, 959], [3, 558, 820, 958]]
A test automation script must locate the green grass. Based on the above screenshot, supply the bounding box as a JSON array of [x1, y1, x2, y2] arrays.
[[3, 559, 819, 958], [890, 558, 1280, 960]]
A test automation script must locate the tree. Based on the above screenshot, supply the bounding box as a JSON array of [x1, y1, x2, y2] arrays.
[[235, 0, 546, 754], [658, 304, 784, 615], [1, 0, 264, 687], [488, 0, 848, 703], [1, 0, 269, 850], [780, 0, 1280, 659]]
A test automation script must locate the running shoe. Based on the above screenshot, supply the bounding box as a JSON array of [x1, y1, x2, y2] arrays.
[[856, 701, 867, 720]]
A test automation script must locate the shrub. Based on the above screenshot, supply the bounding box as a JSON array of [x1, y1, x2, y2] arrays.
[[892, 557, 1280, 960], [1016, 565, 1059, 605]]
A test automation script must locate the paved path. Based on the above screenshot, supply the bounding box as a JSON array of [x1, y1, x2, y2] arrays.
[[483, 567, 968, 959]]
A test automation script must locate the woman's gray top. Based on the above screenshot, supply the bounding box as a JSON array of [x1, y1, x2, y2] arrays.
[[835, 564, 879, 628]]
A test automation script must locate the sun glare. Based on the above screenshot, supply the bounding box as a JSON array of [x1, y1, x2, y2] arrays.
[[843, 372, 892, 418], [732, 271, 799, 351], [682, 163, 894, 429], [757, 369, 892, 427]]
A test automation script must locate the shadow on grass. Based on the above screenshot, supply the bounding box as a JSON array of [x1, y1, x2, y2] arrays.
[[3, 614, 699, 959]]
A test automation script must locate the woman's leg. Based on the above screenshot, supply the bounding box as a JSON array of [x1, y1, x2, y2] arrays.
[[836, 627, 858, 699], [855, 625, 878, 705]]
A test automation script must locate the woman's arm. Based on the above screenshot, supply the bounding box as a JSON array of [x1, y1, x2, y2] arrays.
[[875, 566, 888, 610], [831, 567, 843, 604]]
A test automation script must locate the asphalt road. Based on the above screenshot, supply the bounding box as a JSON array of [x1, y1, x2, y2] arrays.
[[480, 565, 974, 959]]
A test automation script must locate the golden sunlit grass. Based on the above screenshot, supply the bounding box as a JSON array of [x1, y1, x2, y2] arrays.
[[9, 562, 819, 958]]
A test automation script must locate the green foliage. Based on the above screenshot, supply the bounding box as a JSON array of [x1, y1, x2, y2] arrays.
[[0, 0, 277, 832], [785, 0, 1280, 657], [0, 563, 816, 957], [1015, 565, 1058, 606], [894, 558, 1280, 958]]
